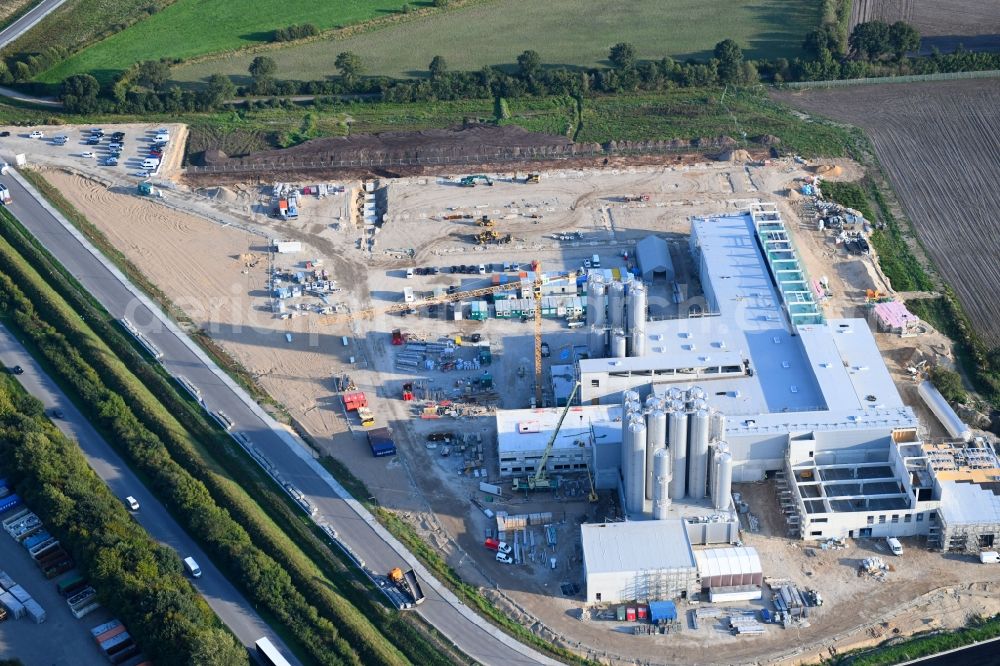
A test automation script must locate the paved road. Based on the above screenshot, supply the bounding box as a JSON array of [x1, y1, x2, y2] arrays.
[[0, 325, 300, 665], [0, 167, 557, 665], [0, 0, 69, 51]]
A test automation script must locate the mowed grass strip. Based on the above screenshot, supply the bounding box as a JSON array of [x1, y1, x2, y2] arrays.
[[173, 0, 822, 84], [36, 0, 412, 84]]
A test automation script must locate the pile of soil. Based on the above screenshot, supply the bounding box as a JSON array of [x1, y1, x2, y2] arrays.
[[815, 164, 844, 177], [716, 148, 753, 163], [206, 125, 593, 169]]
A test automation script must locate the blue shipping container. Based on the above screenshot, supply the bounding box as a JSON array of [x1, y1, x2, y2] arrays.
[[0, 494, 22, 514], [367, 428, 397, 457]]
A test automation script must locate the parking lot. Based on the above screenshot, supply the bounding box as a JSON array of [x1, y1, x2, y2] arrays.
[[0, 507, 114, 665]]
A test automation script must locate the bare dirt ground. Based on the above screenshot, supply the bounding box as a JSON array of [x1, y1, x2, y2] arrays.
[[850, 0, 1000, 52], [24, 137, 989, 665], [775, 79, 1000, 346]]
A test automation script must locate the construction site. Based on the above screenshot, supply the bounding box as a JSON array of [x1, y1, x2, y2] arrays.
[[4, 122, 1000, 665]]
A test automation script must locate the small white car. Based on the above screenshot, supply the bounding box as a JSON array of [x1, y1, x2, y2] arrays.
[[81, 152, 95, 159], [134, 170, 150, 178], [54, 135, 68, 142], [125, 496, 140, 511], [29, 131, 44, 138], [495, 551, 513, 564], [478, 264, 486, 274]]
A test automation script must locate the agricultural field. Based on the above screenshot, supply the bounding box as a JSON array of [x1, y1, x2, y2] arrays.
[[850, 0, 1000, 53], [171, 0, 822, 84], [775, 79, 1000, 345], [35, 0, 412, 84]]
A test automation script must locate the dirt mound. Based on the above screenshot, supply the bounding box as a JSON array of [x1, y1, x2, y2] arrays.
[[755, 134, 781, 146], [787, 187, 802, 200], [208, 125, 593, 170], [814, 164, 844, 177], [716, 148, 753, 163]]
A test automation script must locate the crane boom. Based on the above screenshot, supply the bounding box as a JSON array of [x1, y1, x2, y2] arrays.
[[533, 381, 580, 483]]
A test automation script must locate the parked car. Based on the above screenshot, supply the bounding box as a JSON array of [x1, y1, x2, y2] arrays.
[[540, 342, 550, 358], [81, 152, 95, 159], [85, 137, 100, 145], [0, 131, 9, 137], [496, 552, 513, 564], [104, 157, 118, 166], [28, 131, 44, 138]]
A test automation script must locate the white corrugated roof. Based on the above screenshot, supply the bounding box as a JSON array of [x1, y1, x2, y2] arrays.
[[694, 546, 762, 578], [581, 520, 696, 574]]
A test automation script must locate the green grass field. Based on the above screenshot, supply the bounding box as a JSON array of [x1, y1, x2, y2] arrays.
[[36, 0, 412, 84], [47, 0, 820, 85]]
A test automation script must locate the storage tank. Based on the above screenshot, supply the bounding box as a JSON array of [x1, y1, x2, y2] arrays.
[[653, 448, 671, 520], [586, 274, 606, 328], [644, 394, 662, 410], [667, 387, 683, 403], [713, 450, 733, 511], [688, 409, 711, 500], [630, 327, 646, 357], [668, 410, 688, 499], [625, 420, 647, 513], [645, 409, 667, 499], [608, 281, 626, 330], [612, 329, 627, 358], [623, 390, 641, 404], [627, 282, 647, 332], [710, 410, 727, 442], [688, 386, 706, 403], [588, 324, 606, 359], [918, 380, 972, 441]]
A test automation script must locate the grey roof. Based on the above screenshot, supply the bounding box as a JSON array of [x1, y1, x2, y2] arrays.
[[582, 520, 695, 574], [636, 235, 673, 280]]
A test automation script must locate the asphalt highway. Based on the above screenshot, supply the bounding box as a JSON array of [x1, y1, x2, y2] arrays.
[[0, 325, 300, 664], [0, 0, 70, 51], [1, 167, 556, 665]]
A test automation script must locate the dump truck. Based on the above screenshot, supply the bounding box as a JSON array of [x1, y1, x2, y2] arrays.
[[623, 193, 650, 202], [525, 173, 540, 184], [388, 567, 425, 605], [357, 406, 376, 427], [476, 216, 495, 227]]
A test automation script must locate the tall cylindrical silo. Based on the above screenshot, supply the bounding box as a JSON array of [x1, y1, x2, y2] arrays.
[[586, 274, 606, 328], [710, 410, 727, 443], [623, 389, 641, 405], [653, 448, 671, 520], [621, 416, 632, 496], [627, 282, 647, 332], [688, 386, 706, 404], [626, 420, 647, 513], [608, 281, 626, 330], [588, 324, 606, 359], [612, 328, 627, 358], [630, 327, 646, 357], [688, 409, 711, 500], [668, 410, 688, 500], [644, 394, 662, 410], [713, 451, 733, 511], [667, 387, 683, 403], [645, 409, 667, 499]]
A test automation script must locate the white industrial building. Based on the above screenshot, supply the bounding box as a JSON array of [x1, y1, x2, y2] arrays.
[[498, 203, 999, 578]]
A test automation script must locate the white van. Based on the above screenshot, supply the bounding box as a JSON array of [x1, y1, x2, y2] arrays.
[[591, 253, 601, 268], [154, 132, 170, 142], [142, 158, 160, 169], [886, 537, 903, 556], [183, 556, 202, 578]]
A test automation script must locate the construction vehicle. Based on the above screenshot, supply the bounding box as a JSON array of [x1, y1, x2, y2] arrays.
[[473, 229, 501, 244], [623, 193, 650, 202], [388, 567, 425, 605], [459, 175, 493, 187], [476, 216, 495, 227], [513, 382, 580, 492], [357, 406, 376, 427], [525, 173, 540, 184]]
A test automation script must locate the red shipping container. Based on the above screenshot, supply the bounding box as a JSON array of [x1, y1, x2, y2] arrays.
[[343, 391, 367, 411], [637, 606, 647, 621], [626, 607, 636, 622]]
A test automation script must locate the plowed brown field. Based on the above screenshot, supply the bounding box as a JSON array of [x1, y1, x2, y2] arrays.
[[775, 79, 1000, 344]]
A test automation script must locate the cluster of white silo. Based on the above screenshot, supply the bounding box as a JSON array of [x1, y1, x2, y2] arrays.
[[585, 274, 647, 358], [619, 386, 733, 517]]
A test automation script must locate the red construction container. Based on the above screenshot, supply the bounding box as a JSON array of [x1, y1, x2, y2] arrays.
[[637, 605, 647, 621], [391, 329, 405, 345], [401, 382, 413, 401], [626, 607, 636, 622], [343, 391, 367, 411]]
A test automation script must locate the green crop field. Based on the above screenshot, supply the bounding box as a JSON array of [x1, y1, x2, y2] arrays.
[[52, 0, 820, 86], [35, 0, 412, 84]]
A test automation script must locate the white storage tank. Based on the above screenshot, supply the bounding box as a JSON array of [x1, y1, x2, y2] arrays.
[[653, 448, 671, 520], [608, 281, 626, 330], [626, 420, 647, 513], [627, 282, 647, 332], [586, 274, 606, 327], [713, 450, 734, 511], [630, 327, 646, 357], [918, 380, 972, 441], [668, 410, 688, 499], [612, 329, 627, 358], [688, 409, 711, 500], [645, 409, 667, 499], [588, 324, 606, 359]]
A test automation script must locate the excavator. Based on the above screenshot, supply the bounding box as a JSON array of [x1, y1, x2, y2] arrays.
[[459, 175, 493, 187], [475, 215, 495, 228]]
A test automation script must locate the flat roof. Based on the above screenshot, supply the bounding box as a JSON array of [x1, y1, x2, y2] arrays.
[[497, 404, 622, 454], [582, 520, 695, 574]]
